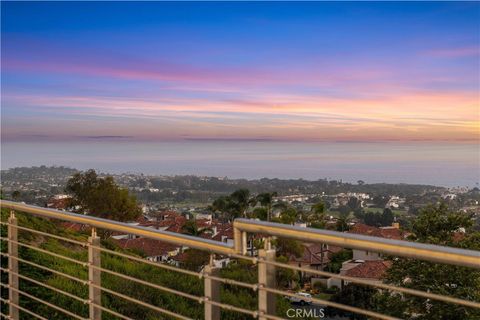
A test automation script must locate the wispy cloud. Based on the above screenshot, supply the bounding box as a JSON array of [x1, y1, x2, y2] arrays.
[[422, 46, 480, 58]]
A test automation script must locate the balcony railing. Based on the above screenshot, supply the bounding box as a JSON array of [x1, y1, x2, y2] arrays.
[[0, 200, 479, 320]]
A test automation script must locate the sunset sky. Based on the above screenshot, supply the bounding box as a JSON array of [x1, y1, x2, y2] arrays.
[[2, 2, 479, 142]]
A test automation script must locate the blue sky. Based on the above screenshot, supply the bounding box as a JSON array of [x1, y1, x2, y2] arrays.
[[2, 1, 479, 142]]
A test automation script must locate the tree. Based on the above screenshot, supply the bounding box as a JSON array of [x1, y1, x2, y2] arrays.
[[376, 203, 480, 319], [276, 255, 300, 288], [410, 203, 473, 244], [381, 208, 394, 226], [209, 196, 231, 222], [328, 284, 378, 319], [362, 208, 394, 227], [251, 207, 268, 220], [336, 212, 351, 232], [11, 190, 21, 201], [181, 248, 210, 271], [65, 169, 141, 237], [230, 189, 253, 218], [372, 195, 389, 208], [273, 207, 298, 225], [347, 197, 361, 212], [308, 201, 327, 229], [180, 220, 212, 270], [326, 249, 353, 273], [275, 238, 304, 258], [256, 192, 278, 221], [181, 220, 211, 237]]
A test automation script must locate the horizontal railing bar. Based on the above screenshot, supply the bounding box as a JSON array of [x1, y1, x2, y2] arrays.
[[90, 283, 193, 320], [260, 258, 480, 309], [90, 245, 201, 277], [203, 273, 258, 290], [90, 264, 202, 302], [90, 272, 258, 318], [0, 297, 49, 320], [235, 219, 480, 268], [0, 268, 88, 304], [0, 253, 88, 285], [261, 286, 400, 320], [1, 200, 233, 255], [0, 283, 87, 320], [0, 222, 87, 246], [94, 246, 257, 290], [0, 237, 87, 267], [204, 299, 257, 317], [2, 288, 135, 320], [262, 314, 286, 320], [227, 252, 258, 262], [89, 302, 135, 320]]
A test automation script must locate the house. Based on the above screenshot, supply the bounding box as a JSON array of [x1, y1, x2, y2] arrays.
[[115, 237, 181, 263], [327, 260, 392, 289], [347, 223, 404, 261], [46, 195, 72, 210], [340, 260, 392, 287], [289, 243, 343, 275], [195, 212, 213, 221], [212, 225, 234, 246], [169, 250, 231, 269]]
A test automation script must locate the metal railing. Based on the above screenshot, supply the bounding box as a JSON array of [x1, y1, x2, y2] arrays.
[[0, 200, 479, 320]]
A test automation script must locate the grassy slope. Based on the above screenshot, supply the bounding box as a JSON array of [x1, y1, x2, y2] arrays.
[[0, 209, 292, 319]]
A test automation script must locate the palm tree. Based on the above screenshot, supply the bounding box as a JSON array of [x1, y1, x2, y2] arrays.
[[336, 212, 351, 232], [181, 220, 211, 237], [230, 189, 253, 218], [181, 220, 211, 271], [256, 192, 278, 221], [308, 201, 327, 228], [209, 196, 231, 222]]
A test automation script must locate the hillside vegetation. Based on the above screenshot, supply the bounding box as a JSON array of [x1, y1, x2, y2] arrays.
[[0, 209, 288, 319]]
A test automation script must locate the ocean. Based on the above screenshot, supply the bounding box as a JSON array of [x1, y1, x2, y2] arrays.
[[1, 141, 479, 187]]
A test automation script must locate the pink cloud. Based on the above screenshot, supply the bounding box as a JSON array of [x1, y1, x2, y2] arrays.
[[423, 46, 480, 58]]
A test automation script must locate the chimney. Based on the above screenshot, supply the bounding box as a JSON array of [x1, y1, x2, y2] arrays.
[[392, 222, 400, 229]]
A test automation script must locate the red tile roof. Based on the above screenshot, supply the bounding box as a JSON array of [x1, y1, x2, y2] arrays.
[[60, 222, 90, 233], [115, 238, 179, 257], [290, 243, 330, 266], [47, 198, 72, 210], [170, 251, 189, 263], [166, 223, 184, 233], [349, 223, 404, 240], [212, 225, 234, 242], [344, 260, 392, 279], [135, 215, 149, 224], [138, 216, 187, 230]]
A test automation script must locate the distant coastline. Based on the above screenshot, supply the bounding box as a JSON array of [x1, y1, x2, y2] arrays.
[[1, 140, 478, 187]]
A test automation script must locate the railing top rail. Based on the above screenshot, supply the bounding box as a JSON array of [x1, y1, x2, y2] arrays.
[[0, 200, 233, 255], [2, 200, 479, 268], [234, 218, 480, 269]]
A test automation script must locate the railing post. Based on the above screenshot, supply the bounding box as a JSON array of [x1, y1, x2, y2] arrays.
[[8, 211, 19, 320], [204, 254, 220, 320], [88, 228, 101, 320], [233, 225, 247, 255], [258, 242, 276, 320], [242, 231, 248, 255]]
